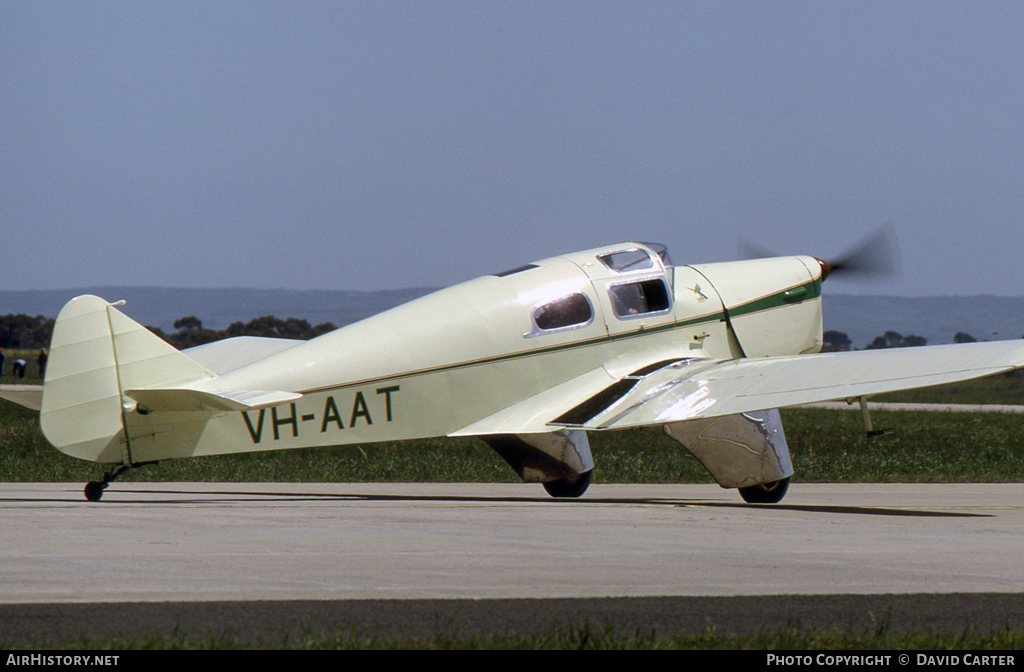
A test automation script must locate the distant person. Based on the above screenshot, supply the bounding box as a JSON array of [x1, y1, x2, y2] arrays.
[[38, 349, 48, 379], [13, 359, 26, 379], [0, 347, 5, 378]]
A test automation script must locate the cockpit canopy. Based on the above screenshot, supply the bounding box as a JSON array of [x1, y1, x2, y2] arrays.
[[597, 243, 671, 273], [520, 241, 675, 338]]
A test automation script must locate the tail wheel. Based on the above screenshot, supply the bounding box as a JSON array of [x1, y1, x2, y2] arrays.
[[738, 477, 790, 504], [84, 481, 105, 502], [543, 471, 592, 498]]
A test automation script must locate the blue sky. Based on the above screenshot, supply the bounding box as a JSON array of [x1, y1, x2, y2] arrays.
[[2, 1, 1021, 295]]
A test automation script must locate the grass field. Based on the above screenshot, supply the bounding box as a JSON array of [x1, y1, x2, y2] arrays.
[[0, 348, 45, 384], [877, 371, 1024, 405], [24, 625, 1024, 651]]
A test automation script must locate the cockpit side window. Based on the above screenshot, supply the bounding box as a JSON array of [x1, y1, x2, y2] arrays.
[[526, 293, 594, 337], [609, 279, 671, 319], [598, 248, 655, 274]]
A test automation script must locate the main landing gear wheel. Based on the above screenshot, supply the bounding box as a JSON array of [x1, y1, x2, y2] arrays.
[[543, 471, 592, 498], [738, 477, 790, 504]]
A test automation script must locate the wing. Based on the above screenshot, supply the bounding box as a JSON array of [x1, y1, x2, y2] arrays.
[[453, 340, 1024, 435], [580, 340, 1024, 430]]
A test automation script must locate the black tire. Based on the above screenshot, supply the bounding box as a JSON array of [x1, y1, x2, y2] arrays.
[[543, 471, 592, 498], [84, 481, 105, 502], [738, 477, 789, 504]]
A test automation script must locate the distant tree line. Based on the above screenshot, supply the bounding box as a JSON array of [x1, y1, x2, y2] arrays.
[[822, 330, 1017, 352], [0, 314, 54, 349], [864, 331, 928, 349], [150, 315, 338, 349], [0, 313, 336, 351], [823, 329, 929, 351]]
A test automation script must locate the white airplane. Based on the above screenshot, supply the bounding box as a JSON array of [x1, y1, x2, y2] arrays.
[[4, 239, 1024, 502]]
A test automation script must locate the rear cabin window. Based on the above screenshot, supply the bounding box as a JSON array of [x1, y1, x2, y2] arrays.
[[532, 293, 594, 332], [609, 279, 671, 318], [598, 249, 655, 274]]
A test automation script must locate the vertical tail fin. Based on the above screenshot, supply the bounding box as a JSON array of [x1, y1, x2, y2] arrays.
[[40, 295, 215, 463]]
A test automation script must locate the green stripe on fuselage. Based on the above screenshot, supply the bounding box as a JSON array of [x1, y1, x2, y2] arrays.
[[725, 278, 822, 319]]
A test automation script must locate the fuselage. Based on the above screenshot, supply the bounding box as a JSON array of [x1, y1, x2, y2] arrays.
[[175, 242, 823, 460]]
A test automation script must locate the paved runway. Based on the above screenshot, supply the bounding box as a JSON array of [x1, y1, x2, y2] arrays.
[[2, 482, 1023, 644]]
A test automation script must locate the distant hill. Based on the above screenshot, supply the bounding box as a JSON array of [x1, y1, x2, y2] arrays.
[[2, 288, 1022, 349]]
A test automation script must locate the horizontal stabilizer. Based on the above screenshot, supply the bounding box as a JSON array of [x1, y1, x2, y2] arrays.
[[125, 387, 302, 413], [0, 385, 44, 411]]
